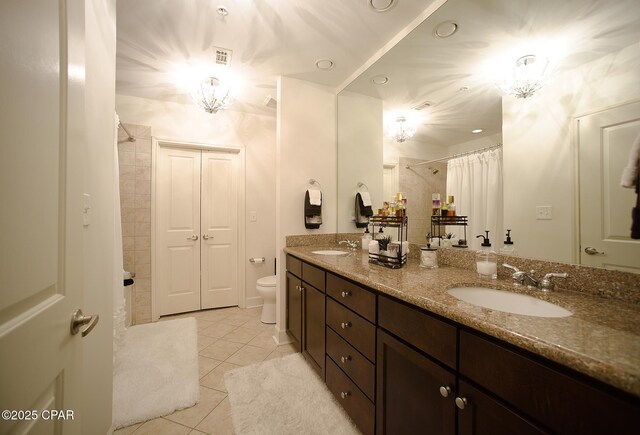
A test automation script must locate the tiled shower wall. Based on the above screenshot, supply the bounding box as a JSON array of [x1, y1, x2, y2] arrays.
[[118, 123, 152, 324]]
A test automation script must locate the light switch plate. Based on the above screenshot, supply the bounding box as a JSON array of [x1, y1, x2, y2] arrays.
[[536, 206, 552, 220], [83, 193, 91, 226], [249, 211, 257, 222]]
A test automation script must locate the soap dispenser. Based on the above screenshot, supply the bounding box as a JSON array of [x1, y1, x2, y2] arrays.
[[361, 227, 372, 251], [499, 229, 517, 256], [476, 230, 497, 279]]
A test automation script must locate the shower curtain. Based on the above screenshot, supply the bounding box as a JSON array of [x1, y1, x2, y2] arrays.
[[113, 114, 126, 355], [446, 149, 503, 251]]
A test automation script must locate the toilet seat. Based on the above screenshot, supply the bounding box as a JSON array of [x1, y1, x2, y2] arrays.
[[257, 275, 276, 287]]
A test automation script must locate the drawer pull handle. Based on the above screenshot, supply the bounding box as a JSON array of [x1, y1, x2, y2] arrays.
[[340, 321, 352, 329], [439, 386, 452, 398], [340, 355, 351, 364], [341, 291, 352, 298], [455, 397, 468, 410], [340, 391, 350, 399]]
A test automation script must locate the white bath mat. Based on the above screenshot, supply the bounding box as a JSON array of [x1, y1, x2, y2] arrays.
[[224, 353, 360, 435], [112, 317, 199, 429]]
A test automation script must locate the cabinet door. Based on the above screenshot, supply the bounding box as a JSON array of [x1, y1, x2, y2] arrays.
[[457, 380, 546, 435], [376, 330, 456, 435], [286, 272, 302, 351], [303, 284, 325, 377]]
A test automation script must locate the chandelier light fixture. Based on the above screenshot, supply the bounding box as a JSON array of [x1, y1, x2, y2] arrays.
[[190, 76, 232, 113], [387, 116, 416, 143], [497, 55, 549, 99]]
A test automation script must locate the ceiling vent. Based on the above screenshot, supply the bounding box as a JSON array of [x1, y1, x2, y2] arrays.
[[214, 47, 232, 66]]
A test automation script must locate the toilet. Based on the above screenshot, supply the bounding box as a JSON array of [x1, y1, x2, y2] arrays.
[[256, 275, 277, 324]]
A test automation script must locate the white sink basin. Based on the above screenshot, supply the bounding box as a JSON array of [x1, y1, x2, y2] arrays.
[[447, 287, 572, 318], [311, 250, 349, 256]]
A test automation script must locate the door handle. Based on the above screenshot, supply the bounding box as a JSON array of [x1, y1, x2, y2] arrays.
[[584, 246, 604, 255], [203, 234, 213, 240], [70, 309, 99, 337], [187, 235, 199, 241]]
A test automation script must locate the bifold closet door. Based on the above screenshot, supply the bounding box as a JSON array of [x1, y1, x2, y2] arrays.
[[157, 147, 202, 315], [200, 150, 239, 309]]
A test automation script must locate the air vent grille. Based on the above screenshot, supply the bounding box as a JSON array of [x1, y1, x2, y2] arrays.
[[214, 47, 232, 66]]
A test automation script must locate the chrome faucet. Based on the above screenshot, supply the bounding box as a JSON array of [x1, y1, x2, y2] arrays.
[[503, 264, 568, 291], [339, 240, 358, 251]]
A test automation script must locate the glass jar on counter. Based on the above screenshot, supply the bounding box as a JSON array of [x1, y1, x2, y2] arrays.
[[420, 245, 438, 269]]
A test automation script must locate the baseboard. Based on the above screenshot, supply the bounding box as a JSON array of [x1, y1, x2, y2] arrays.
[[274, 327, 292, 345], [245, 296, 263, 308]]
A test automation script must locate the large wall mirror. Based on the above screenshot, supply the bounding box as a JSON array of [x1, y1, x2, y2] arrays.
[[337, 0, 640, 271]]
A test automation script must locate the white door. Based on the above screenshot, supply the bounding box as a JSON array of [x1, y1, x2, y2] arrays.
[[383, 164, 398, 202], [578, 100, 640, 272], [0, 0, 86, 434], [156, 147, 202, 315], [201, 151, 239, 309]]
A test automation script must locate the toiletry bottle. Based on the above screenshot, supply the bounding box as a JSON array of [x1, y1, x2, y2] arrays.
[[448, 195, 456, 216], [420, 244, 438, 269], [361, 227, 372, 251], [441, 201, 449, 217], [499, 229, 517, 256], [432, 193, 441, 215], [475, 231, 497, 279]]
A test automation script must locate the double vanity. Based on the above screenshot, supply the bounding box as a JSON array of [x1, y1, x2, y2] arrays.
[[284, 245, 640, 434]]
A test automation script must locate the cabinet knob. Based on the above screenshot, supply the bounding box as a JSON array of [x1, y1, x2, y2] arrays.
[[340, 321, 352, 329], [299, 286, 304, 293], [341, 291, 352, 298], [340, 391, 350, 399], [455, 397, 468, 410], [439, 386, 452, 398], [340, 355, 351, 364]]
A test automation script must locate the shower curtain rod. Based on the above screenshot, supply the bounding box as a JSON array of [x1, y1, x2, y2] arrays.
[[118, 121, 136, 142], [405, 143, 502, 169]]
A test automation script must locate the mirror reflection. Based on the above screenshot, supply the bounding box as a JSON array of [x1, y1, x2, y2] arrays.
[[337, 0, 640, 271]]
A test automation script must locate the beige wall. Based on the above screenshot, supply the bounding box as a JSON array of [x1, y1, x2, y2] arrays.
[[275, 77, 337, 342], [116, 94, 277, 310], [83, 0, 116, 433], [503, 43, 640, 262], [118, 124, 152, 324], [337, 92, 384, 232]]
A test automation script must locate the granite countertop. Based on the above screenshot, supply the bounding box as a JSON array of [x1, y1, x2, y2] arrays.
[[284, 245, 640, 397]]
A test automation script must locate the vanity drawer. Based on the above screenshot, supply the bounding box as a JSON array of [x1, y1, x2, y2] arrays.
[[327, 273, 376, 322], [326, 327, 375, 401], [326, 357, 375, 435], [286, 255, 302, 279], [327, 298, 376, 362], [302, 261, 325, 292], [378, 296, 456, 369], [459, 330, 640, 435]]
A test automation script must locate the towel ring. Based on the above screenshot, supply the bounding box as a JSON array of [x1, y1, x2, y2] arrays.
[[357, 182, 369, 192], [308, 179, 322, 190]]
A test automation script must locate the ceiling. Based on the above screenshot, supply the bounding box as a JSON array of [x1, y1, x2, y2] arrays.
[[343, 0, 640, 147], [116, 0, 433, 116]]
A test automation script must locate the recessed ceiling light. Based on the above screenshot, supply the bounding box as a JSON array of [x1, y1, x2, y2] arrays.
[[315, 59, 335, 71], [433, 21, 459, 38], [413, 101, 433, 111], [216, 6, 228, 16], [472, 129, 483, 134], [368, 0, 397, 12], [371, 75, 389, 85]]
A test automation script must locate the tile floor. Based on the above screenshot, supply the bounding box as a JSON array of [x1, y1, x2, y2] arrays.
[[114, 306, 297, 435]]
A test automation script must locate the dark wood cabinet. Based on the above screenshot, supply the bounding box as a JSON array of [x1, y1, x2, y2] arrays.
[[302, 283, 325, 377], [376, 329, 456, 435], [285, 271, 302, 351]]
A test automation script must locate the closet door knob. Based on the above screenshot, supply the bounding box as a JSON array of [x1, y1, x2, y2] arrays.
[[203, 234, 213, 240], [341, 291, 352, 298], [341, 321, 352, 329], [455, 397, 468, 410], [187, 235, 198, 241]]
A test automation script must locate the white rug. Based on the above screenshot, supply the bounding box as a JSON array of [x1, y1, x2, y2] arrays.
[[112, 317, 199, 429], [224, 353, 360, 435]]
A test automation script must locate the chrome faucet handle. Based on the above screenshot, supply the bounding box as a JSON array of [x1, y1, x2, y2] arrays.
[[502, 263, 521, 273], [338, 240, 358, 251], [503, 263, 524, 285], [540, 272, 568, 292]]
